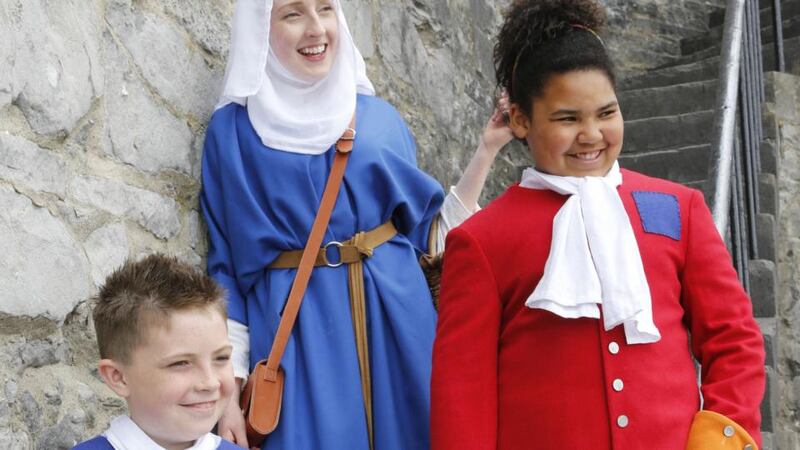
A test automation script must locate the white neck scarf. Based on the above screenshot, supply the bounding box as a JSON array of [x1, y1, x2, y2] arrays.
[[217, 0, 375, 154], [103, 415, 221, 450], [519, 162, 661, 344]]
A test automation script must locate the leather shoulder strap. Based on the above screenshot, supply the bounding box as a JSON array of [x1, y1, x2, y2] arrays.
[[262, 115, 356, 380]]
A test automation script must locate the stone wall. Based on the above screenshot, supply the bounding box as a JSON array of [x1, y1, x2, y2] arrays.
[[0, 0, 734, 447], [764, 71, 800, 450]]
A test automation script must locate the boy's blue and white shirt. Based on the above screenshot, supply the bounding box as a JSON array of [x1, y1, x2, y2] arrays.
[[72, 415, 241, 450]]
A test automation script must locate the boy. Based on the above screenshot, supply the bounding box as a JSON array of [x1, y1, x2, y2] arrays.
[[73, 254, 242, 450]]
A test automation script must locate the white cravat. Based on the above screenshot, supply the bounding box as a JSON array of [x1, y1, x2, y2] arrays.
[[519, 162, 661, 344], [104, 415, 221, 450]]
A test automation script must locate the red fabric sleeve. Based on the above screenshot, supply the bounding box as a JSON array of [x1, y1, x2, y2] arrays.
[[431, 226, 501, 450], [681, 189, 766, 444]]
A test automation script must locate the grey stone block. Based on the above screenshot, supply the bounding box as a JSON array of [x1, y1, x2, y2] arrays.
[[761, 367, 779, 433], [35, 409, 86, 450], [20, 339, 69, 369], [759, 173, 779, 216], [68, 176, 181, 240], [748, 259, 777, 318], [0, 134, 67, 197], [0, 185, 92, 321], [757, 213, 777, 263], [763, 331, 776, 368], [760, 140, 778, 176], [762, 111, 780, 141], [18, 391, 41, 435]]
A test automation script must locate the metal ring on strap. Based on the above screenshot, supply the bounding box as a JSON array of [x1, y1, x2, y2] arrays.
[[323, 241, 344, 268]]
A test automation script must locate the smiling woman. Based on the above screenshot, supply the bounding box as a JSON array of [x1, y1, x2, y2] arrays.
[[200, 0, 512, 449], [269, 0, 338, 83]]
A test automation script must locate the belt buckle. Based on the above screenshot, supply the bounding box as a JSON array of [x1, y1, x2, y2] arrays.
[[323, 241, 344, 267]]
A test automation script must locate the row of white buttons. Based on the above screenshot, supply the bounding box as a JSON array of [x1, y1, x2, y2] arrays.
[[609, 341, 627, 428]]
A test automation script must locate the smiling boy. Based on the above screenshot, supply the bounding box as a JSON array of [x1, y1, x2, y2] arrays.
[[73, 254, 242, 450]]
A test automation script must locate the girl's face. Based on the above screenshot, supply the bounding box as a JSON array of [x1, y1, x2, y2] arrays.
[[509, 69, 623, 177], [270, 0, 338, 83]]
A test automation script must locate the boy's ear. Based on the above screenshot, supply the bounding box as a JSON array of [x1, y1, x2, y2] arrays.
[[508, 103, 530, 139], [98, 359, 131, 398]]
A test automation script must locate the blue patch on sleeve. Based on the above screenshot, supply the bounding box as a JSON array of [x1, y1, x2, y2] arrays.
[[632, 191, 681, 241]]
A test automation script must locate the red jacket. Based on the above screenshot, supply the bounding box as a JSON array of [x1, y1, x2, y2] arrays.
[[431, 170, 765, 449]]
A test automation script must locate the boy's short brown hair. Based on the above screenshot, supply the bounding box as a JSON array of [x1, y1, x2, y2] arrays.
[[92, 253, 226, 364]]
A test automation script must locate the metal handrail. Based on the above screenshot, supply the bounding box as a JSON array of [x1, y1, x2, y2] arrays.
[[708, 0, 772, 290], [709, 0, 746, 235]]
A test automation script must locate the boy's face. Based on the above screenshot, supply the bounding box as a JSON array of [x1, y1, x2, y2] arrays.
[[509, 69, 623, 177], [102, 306, 235, 449]]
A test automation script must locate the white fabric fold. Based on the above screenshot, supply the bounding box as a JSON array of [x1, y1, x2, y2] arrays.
[[227, 319, 250, 381], [217, 0, 375, 154], [104, 415, 221, 450], [519, 162, 661, 344], [434, 186, 480, 254]]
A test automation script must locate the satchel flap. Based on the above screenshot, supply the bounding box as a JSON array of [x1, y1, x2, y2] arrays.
[[247, 362, 285, 434]]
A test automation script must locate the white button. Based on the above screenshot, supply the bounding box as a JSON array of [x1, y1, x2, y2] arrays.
[[613, 379, 624, 392], [608, 342, 620, 354], [744, 445, 754, 450], [723, 425, 735, 437], [617, 415, 629, 428]]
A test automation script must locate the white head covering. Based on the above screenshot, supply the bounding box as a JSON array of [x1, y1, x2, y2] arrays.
[[217, 0, 375, 154], [519, 162, 661, 345]]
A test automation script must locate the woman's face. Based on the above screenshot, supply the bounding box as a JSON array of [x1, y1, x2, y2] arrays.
[[509, 69, 623, 177], [270, 0, 339, 83]]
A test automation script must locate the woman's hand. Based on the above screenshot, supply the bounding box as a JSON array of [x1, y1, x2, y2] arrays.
[[451, 90, 515, 213], [218, 378, 249, 448], [479, 90, 514, 155]]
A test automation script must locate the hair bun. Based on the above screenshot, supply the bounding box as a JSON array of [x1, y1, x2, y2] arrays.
[[494, 0, 607, 96]]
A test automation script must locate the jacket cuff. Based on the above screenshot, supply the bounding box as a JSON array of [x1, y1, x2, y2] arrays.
[[685, 410, 757, 450]]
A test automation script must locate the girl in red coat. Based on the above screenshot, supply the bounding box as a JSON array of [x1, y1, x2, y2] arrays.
[[430, 0, 766, 449]]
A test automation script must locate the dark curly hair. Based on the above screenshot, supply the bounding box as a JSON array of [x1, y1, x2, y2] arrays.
[[494, 0, 615, 116]]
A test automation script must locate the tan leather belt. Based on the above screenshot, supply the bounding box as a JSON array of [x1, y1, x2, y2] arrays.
[[268, 220, 396, 450], [269, 221, 397, 269]]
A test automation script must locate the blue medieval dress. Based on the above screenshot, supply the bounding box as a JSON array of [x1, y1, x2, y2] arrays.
[[200, 94, 444, 450]]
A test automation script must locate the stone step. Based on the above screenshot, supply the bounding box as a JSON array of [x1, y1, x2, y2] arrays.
[[656, 36, 800, 70], [619, 56, 721, 90], [683, 9, 800, 56], [709, 0, 800, 28], [619, 79, 718, 120], [619, 144, 711, 185], [763, 33, 800, 72], [623, 110, 714, 153]]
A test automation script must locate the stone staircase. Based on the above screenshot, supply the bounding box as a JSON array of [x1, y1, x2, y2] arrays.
[[616, 0, 800, 447]]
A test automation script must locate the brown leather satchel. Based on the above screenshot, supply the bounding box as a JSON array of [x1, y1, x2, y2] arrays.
[[240, 118, 356, 447]]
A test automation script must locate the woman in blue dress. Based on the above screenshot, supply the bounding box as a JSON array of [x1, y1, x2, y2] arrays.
[[201, 1, 511, 448]]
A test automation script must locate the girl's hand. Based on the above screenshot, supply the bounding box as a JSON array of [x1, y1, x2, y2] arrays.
[[218, 380, 249, 448], [480, 90, 514, 155]]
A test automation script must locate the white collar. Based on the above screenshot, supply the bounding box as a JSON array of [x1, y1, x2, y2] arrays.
[[519, 162, 661, 345], [217, 0, 374, 154], [103, 415, 222, 450]]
